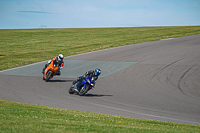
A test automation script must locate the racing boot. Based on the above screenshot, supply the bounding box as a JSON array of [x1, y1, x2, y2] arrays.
[[55, 70, 61, 76], [72, 80, 78, 85], [42, 64, 48, 74], [73, 84, 79, 93], [42, 67, 45, 74]]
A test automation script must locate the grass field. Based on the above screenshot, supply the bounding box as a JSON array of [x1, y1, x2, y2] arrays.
[[1, 99, 199, 133], [0, 26, 200, 132]]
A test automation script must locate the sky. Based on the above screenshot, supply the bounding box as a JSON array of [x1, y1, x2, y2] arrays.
[[0, 0, 200, 29]]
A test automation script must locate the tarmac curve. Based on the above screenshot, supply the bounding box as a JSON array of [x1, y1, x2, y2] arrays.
[[0, 35, 200, 125]]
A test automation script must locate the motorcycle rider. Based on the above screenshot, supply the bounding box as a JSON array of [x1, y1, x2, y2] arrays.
[[73, 68, 101, 92], [42, 54, 64, 75]]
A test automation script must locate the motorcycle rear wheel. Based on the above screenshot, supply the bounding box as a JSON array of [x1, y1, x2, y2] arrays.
[[68, 86, 75, 94]]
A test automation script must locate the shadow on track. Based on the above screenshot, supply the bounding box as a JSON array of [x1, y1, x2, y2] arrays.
[[48, 79, 74, 82], [84, 94, 113, 97]]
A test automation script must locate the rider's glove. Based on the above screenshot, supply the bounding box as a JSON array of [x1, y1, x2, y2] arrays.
[[85, 72, 89, 76], [83, 74, 87, 78]]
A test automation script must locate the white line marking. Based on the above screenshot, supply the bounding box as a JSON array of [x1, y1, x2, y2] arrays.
[[160, 38, 175, 41], [87, 102, 200, 125], [0, 61, 47, 73], [0, 44, 137, 72]]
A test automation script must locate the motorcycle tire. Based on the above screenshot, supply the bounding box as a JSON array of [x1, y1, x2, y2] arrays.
[[79, 86, 90, 96], [45, 71, 52, 82], [68, 86, 75, 94]]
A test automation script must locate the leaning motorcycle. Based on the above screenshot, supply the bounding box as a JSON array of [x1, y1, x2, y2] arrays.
[[43, 60, 59, 82], [69, 75, 95, 96]]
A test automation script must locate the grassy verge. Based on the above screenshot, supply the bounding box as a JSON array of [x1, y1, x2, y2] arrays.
[[1, 26, 200, 132], [0, 26, 200, 71], [0, 99, 199, 133]]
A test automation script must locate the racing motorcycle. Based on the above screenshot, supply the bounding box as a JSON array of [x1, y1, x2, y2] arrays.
[[69, 75, 95, 96], [43, 60, 59, 82]]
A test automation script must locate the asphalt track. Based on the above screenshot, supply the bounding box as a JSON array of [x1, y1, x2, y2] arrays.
[[1, 35, 200, 125]]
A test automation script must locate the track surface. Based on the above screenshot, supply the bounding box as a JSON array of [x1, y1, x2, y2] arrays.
[[1, 35, 200, 125]]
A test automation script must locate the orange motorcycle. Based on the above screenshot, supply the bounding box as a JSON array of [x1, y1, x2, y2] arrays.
[[43, 60, 59, 82]]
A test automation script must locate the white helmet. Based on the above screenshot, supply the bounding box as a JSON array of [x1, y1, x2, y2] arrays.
[[58, 54, 64, 61]]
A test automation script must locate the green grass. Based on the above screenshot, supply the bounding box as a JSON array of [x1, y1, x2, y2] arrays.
[[1, 26, 200, 132], [0, 26, 200, 71], [1, 99, 199, 133]]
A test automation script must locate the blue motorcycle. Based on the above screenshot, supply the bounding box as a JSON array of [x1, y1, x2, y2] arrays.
[[69, 75, 96, 96]]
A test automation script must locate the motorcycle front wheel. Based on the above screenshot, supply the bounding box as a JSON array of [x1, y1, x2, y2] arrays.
[[79, 86, 90, 96], [45, 71, 52, 82]]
